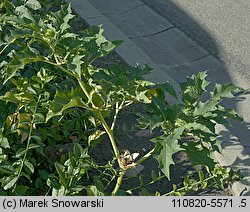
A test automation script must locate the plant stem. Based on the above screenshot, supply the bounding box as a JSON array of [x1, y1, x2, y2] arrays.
[[163, 175, 215, 196], [53, 62, 124, 195], [126, 175, 166, 193], [110, 100, 133, 131], [15, 84, 43, 191], [111, 102, 119, 131], [97, 111, 126, 195], [77, 79, 90, 99], [16, 122, 33, 183], [97, 111, 120, 165], [104, 175, 116, 191], [111, 101, 124, 130], [112, 171, 124, 196], [42, 58, 91, 102], [41, 59, 77, 78], [0, 36, 19, 55], [134, 147, 155, 165]]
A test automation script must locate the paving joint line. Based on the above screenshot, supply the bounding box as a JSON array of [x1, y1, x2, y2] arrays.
[[190, 53, 211, 63], [158, 54, 210, 70], [103, 4, 145, 16], [138, 0, 214, 57], [85, 15, 104, 20], [129, 26, 176, 39]]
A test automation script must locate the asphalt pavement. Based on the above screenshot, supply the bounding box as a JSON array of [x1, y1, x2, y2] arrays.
[[141, 0, 250, 83]]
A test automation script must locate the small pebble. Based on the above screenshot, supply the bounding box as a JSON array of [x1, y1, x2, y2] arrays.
[[135, 129, 152, 138], [125, 164, 145, 177]]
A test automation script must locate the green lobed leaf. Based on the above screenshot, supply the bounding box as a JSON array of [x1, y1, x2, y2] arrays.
[[136, 91, 152, 104], [46, 89, 89, 121], [180, 71, 210, 105], [3, 52, 43, 84], [211, 83, 241, 99], [53, 3, 74, 33], [194, 83, 242, 116], [160, 81, 178, 99], [187, 121, 214, 134], [151, 95, 168, 119], [83, 25, 120, 58], [70, 55, 84, 78], [193, 71, 210, 94], [100, 40, 122, 53], [182, 142, 215, 172], [151, 127, 185, 179], [193, 100, 218, 117], [212, 106, 243, 123], [137, 113, 163, 131], [15, 5, 34, 21]]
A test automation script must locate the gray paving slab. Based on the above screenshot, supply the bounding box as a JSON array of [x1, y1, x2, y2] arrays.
[[132, 28, 208, 66], [159, 55, 233, 84], [67, 0, 250, 196], [90, 0, 144, 15], [106, 5, 173, 38]]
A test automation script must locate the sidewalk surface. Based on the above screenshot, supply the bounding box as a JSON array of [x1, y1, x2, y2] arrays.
[[67, 0, 250, 195]]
